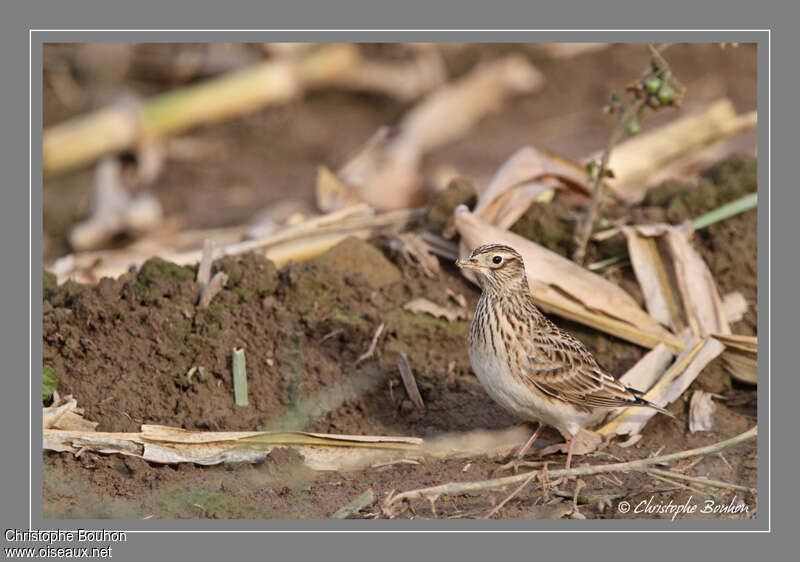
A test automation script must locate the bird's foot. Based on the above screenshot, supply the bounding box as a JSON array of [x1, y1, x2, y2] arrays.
[[492, 457, 541, 476], [538, 462, 566, 491]]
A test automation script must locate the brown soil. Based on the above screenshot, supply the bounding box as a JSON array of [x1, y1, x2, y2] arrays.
[[42, 43, 758, 520]]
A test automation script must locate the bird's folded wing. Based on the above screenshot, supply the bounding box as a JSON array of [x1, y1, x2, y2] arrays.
[[521, 331, 642, 409]]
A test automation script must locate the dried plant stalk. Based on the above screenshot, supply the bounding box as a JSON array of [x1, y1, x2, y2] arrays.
[[384, 427, 756, 512], [332, 47, 446, 101], [585, 99, 756, 202], [44, 44, 361, 175], [623, 227, 685, 332], [49, 205, 419, 284], [397, 353, 425, 410], [623, 223, 730, 339], [713, 333, 758, 384], [324, 55, 544, 211], [198, 271, 228, 308]]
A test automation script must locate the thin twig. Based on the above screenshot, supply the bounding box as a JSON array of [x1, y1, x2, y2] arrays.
[[572, 43, 672, 265], [397, 353, 425, 409], [355, 322, 385, 366], [645, 471, 707, 495], [573, 98, 644, 265], [320, 328, 344, 344], [198, 271, 228, 307], [642, 467, 755, 494], [483, 471, 538, 519], [384, 427, 756, 510], [196, 239, 214, 285], [552, 489, 625, 505]]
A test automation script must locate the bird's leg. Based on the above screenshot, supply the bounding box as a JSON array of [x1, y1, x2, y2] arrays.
[[564, 436, 584, 510], [564, 434, 576, 471], [494, 423, 543, 475], [550, 434, 577, 489], [516, 423, 543, 460]]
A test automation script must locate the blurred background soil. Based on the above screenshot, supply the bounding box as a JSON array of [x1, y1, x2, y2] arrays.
[[41, 42, 758, 520]]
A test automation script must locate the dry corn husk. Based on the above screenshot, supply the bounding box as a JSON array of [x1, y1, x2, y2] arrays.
[[49, 205, 419, 284], [69, 158, 163, 251], [43, 396, 534, 471], [473, 146, 594, 229], [317, 55, 544, 212], [713, 333, 758, 384], [623, 223, 730, 339], [585, 99, 757, 202], [597, 337, 725, 438]]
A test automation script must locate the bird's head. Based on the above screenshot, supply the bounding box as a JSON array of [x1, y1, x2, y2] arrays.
[[456, 244, 528, 294]]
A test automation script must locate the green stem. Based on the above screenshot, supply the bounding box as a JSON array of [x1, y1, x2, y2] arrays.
[[232, 347, 248, 407], [691, 192, 757, 231], [573, 98, 644, 265]]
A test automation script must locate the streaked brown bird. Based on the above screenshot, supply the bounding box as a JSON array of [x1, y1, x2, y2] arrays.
[[456, 243, 672, 473]]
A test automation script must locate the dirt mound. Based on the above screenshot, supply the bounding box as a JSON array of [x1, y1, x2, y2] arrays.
[[43, 237, 486, 436]]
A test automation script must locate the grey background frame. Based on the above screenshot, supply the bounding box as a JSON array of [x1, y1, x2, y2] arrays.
[[1, 0, 794, 559]]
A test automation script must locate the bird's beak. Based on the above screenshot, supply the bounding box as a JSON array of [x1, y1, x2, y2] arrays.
[[455, 257, 478, 270]]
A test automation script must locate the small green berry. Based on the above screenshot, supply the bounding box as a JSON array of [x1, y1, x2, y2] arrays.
[[644, 76, 662, 94], [658, 84, 675, 104]]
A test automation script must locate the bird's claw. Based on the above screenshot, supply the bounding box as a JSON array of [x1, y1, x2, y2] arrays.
[[493, 457, 541, 477]]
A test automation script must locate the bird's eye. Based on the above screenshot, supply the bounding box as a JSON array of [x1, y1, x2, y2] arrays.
[[492, 255, 503, 265]]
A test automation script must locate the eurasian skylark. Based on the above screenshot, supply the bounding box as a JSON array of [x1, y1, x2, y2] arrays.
[[457, 243, 672, 473]]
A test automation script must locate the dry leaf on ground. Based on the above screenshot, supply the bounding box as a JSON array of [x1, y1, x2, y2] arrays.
[[689, 390, 718, 433], [665, 225, 730, 338], [389, 232, 441, 278], [404, 298, 468, 323], [622, 225, 685, 333], [712, 333, 758, 384], [624, 223, 730, 338], [722, 292, 748, 324], [473, 146, 593, 229], [43, 392, 99, 432]]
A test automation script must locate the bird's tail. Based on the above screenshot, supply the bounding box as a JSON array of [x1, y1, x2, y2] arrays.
[[629, 390, 676, 418]]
